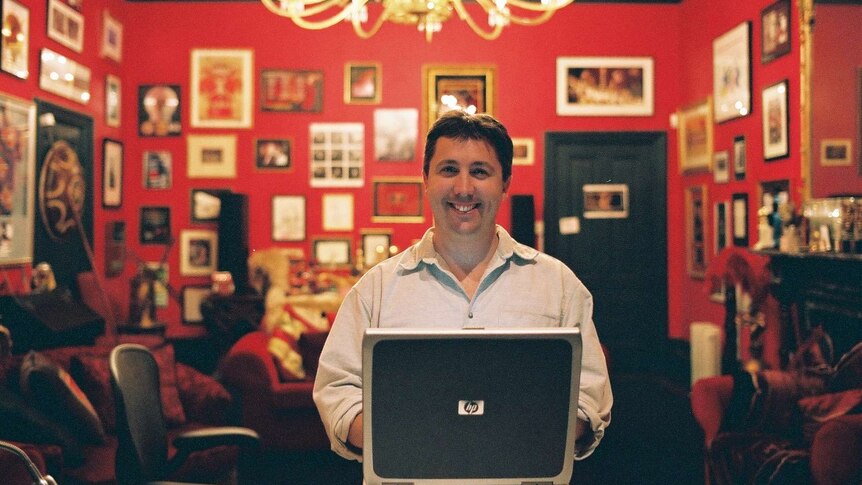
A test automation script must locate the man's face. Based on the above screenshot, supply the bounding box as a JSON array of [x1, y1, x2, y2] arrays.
[[424, 137, 510, 241]]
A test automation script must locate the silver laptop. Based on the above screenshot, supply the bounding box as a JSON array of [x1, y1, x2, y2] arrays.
[[362, 327, 582, 485]]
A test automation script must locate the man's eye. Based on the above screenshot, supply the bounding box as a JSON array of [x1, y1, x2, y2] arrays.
[[440, 166, 458, 174], [471, 168, 490, 177]]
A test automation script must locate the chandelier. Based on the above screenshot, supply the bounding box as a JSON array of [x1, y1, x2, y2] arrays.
[[260, 0, 575, 42]]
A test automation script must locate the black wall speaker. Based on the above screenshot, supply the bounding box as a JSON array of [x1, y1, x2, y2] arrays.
[[511, 195, 536, 248], [0, 289, 105, 354], [217, 192, 251, 294]]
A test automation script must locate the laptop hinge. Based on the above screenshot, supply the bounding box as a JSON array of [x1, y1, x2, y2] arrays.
[[521, 482, 554, 485]]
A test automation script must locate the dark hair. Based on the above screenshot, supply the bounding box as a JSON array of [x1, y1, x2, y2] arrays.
[[422, 110, 513, 182]]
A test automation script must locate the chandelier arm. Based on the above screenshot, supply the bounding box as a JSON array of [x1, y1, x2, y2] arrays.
[[452, 0, 505, 40], [505, 0, 574, 12], [260, 0, 354, 22], [503, 9, 557, 26], [351, 7, 390, 39]]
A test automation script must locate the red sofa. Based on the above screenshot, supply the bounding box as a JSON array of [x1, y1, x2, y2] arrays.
[[219, 329, 331, 451], [0, 335, 240, 485]]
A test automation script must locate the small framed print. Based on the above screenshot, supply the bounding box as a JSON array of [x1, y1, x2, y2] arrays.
[[0, 93, 35, 267], [685, 184, 708, 279], [312, 238, 351, 267], [345, 63, 381, 104], [583, 184, 629, 219], [556, 56, 654, 116], [138, 84, 181, 137], [372, 177, 424, 223], [761, 0, 791, 65], [309, 123, 364, 188], [512, 138, 535, 166], [423, 64, 495, 132], [187, 135, 237, 179], [762, 80, 789, 160], [39, 49, 91, 105], [46, 0, 83, 53], [190, 49, 253, 128], [733, 135, 746, 180], [105, 75, 121, 128], [143, 150, 172, 189], [374, 108, 418, 161], [713, 21, 752, 123], [272, 195, 305, 242], [820, 139, 852, 167], [678, 98, 713, 174], [139, 206, 171, 244], [255, 138, 292, 170], [732, 192, 749, 247], [181, 285, 211, 324], [101, 10, 122, 62], [322, 193, 354, 232], [1, 0, 29, 79], [361, 229, 392, 268], [713, 151, 730, 183], [714, 200, 730, 255], [190, 188, 229, 223], [260, 69, 323, 112], [102, 138, 123, 208], [180, 229, 218, 276]]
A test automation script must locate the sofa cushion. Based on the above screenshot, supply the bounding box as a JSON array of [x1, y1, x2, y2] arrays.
[[798, 388, 862, 445], [299, 331, 328, 378], [268, 303, 329, 381], [19, 351, 106, 445], [175, 362, 231, 425]]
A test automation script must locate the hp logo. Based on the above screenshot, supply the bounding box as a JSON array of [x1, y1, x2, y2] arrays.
[[458, 400, 485, 415]]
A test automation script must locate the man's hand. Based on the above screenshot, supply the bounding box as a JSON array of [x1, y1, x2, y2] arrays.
[[348, 412, 363, 449]]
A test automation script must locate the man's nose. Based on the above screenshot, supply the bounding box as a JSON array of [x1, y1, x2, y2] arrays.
[[453, 173, 475, 197]]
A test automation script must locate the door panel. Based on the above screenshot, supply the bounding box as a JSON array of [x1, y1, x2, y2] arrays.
[[544, 132, 667, 372]]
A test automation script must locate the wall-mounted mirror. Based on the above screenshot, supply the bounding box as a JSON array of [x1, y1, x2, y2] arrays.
[[801, 0, 862, 199]]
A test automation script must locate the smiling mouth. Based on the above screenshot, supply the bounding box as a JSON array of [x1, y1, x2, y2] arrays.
[[450, 202, 480, 213]]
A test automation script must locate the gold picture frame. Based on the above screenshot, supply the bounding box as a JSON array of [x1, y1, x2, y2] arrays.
[[678, 97, 713, 174], [190, 48, 253, 128], [344, 62, 381, 104], [187, 135, 237, 179], [422, 64, 495, 133]]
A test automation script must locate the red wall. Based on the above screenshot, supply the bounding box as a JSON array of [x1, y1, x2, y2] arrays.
[[0, 0, 807, 346]]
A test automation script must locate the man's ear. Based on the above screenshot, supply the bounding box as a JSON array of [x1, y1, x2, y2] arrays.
[[502, 179, 511, 195]]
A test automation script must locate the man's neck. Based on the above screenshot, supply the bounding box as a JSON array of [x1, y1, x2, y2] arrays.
[[433, 228, 499, 283]]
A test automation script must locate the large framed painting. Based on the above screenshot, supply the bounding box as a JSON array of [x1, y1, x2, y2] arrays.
[[423, 65, 495, 133], [1, 0, 29, 79], [0, 93, 35, 266], [713, 21, 752, 123], [556, 56, 654, 116], [34, 100, 94, 288], [678, 97, 713, 174], [190, 48, 253, 128]]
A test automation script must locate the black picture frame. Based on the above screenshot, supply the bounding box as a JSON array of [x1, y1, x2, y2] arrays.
[[102, 138, 123, 209], [761, 0, 792, 65], [138, 84, 182, 137], [732, 193, 749, 247], [733, 135, 746, 180], [139, 206, 171, 244]]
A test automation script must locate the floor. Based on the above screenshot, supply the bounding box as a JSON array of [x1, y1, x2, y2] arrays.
[[252, 363, 705, 485]]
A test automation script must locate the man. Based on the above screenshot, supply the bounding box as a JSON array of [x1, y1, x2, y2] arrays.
[[313, 110, 612, 463]]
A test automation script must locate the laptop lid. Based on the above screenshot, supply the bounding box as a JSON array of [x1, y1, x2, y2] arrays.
[[362, 327, 582, 485]]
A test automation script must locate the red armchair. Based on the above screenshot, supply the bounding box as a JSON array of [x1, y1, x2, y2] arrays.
[[219, 330, 331, 451]]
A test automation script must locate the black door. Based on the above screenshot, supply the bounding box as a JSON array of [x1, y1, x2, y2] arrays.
[[544, 132, 667, 373]]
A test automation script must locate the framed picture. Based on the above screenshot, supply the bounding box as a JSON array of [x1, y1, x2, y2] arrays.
[[685, 185, 708, 279], [512, 138, 535, 166], [423, 64, 495, 132], [372, 177, 425, 223], [678, 98, 713, 173], [713, 151, 730, 183], [733, 135, 746, 180], [46, 0, 83, 53], [139, 206, 171, 244], [820, 139, 852, 167], [181, 285, 211, 324], [556, 56, 654, 116], [187, 135, 237, 178], [0, 93, 35, 266], [361, 229, 392, 268], [260, 69, 323, 112], [345, 62, 381, 104], [714, 200, 730, 255], [374, 108, 418, 161], [102, 139, 123, 208], [272, 195, 305, 242], [309, 123, 364, 188], [180, 229, 218, 276], [105, 75, 121, 128], [39, 49, 91, 105], [142, 150, 172, 189], [312, 238, 351, 267], [104, 220, 125, 278], [732, 192, 749, 247], [583, 184, 629, 219], [761, 0, 791, 64], [255, 138, 292, 170], [138, 84, 181, 137], [713, 21, 751, 123], [762, 79, 789, 160], [190, 188, 228, 223], [1, 0, 29, 79], [100, 10, 122, 62], [322, 193, 354, 232], [190, 48, 253, 128]]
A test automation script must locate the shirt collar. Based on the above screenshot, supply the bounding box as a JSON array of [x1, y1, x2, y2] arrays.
[[397, 225, 539, 272]]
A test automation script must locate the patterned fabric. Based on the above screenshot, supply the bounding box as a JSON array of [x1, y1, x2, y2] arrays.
[[175, 362, 231, 425], [267, 303, 330, 381], [708, 432, 809, 484]]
